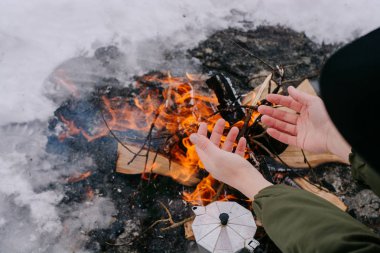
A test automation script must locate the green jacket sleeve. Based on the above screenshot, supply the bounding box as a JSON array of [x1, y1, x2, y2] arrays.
[[253, 184, 380, 253], [350, 151, 380, 196]]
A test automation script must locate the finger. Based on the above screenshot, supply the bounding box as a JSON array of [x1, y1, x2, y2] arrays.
[[258, 105, 298, 124], [288, 86, 313, 105], [235, 137, 246, 157], [267, 128, 297, 146], [190, 133, 218, 157], [266, 93, 302, 112], [222, 127, 239, 152], [262, 115, 297, 136], [210, 118, 226, 146], [197, 122, 208, 137]]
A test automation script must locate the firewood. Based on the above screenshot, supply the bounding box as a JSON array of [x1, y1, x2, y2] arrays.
[[242, 74, 275, 106], [206, 74, 245, 125], [278, 145, 347, 168], [293, 177, 347, 211], [116, 143, 200, 186]]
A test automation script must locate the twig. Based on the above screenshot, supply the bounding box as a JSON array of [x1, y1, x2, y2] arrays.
[[148, 148, 160, 183], [160, 216, 195, 232], [141, 125, 153, 180], [300, 149, 324, 190], [211, 182, 225, 202], [159, 201, 173, 222], [264, 137, 328, 192], [247, 74, 270, 84], [128, 123, 152, 165], [225, 36, 275, 72], [301, 149, 312, 169], [144, 200, 196, 233], [105, 241, 128, 246], [281, 71, 320, 84], [100, 110, 144, 156], [254, 140, 275, 159], [144, 201, 174, 233], [252, 130, 267, 139], [238, 109, 254, 140]]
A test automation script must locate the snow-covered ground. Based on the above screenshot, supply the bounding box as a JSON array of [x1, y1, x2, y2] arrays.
[[0, 1, 379, 252], [1, 0, 380, 125]]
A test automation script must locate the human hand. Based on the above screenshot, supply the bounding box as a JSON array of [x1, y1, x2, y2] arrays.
[[190, 118, 272, 199], [258, 86, 351, 163]]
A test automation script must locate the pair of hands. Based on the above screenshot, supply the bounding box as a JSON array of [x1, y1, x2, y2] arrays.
[[190, 86, 351, 199]]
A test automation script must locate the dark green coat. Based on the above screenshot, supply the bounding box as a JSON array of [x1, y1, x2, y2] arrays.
[[253, 152, 380, 253]]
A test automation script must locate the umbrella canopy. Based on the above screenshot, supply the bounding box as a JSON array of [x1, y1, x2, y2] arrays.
[[192, 201, 259, 253]]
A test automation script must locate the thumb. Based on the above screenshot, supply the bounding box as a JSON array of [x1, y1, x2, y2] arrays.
[[288, 86, 312, 104], [190, 133, 218, 154]]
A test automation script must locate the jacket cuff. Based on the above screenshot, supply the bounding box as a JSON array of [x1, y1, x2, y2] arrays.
[[349, 150, 380, 196]]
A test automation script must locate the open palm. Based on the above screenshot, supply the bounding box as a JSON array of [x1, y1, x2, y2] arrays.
[[189, 119, 272, 198], [258, 86, 339, 154]]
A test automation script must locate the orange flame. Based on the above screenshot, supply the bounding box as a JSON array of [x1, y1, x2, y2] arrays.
[[183, 175, 238, 206]]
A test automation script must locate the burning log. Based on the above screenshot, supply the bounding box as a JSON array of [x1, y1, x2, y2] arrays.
[[206, 74, 245, 125], [116, 143, 200, 186]]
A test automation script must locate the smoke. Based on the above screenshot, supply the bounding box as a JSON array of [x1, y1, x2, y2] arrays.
[[0, 121, 116, 252], [1, 1, 380, 252]]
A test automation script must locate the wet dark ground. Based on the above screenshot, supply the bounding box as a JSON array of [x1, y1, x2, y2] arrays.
[[189, 26, 336, 91], [47, 26, 379, 253]]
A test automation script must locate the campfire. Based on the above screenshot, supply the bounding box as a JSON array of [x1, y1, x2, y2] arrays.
[[41, 27, 379, 252], [53, 68, 347, 234], [57, 71, 235, 203]]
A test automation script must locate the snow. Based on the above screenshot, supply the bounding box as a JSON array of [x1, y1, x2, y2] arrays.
[[0, 0, 379, 252], [1, 0, 379, 126]]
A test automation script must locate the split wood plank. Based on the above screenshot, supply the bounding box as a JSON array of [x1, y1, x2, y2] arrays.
[[116, 143, 200, 186], [278, 145, 347, 168], [293, 177, 347, 211]]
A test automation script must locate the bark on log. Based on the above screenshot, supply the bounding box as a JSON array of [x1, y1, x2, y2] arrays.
[[116, 143, 200, 186]]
